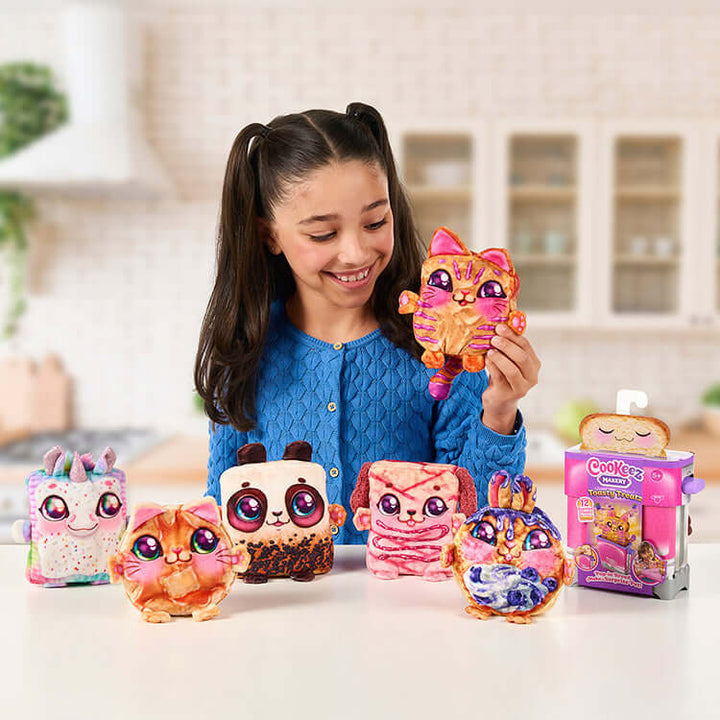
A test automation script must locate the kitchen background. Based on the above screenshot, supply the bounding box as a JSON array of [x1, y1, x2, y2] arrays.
[[0, 0, 718, 539]]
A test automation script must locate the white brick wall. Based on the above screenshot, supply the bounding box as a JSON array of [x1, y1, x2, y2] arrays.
[[1, 1, 719, 432]]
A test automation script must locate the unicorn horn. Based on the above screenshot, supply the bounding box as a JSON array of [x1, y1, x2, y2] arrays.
[[69, 451, 88, 483]]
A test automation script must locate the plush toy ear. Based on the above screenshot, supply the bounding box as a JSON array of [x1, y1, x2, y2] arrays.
[[429, 226, 467, 257], [455, 467, 478, 516], [130, 504, 165, 533], [349, 462, 373, 511], [237, 443, 267, 466], [282, 441, 312, 462], [94, 446, 116, 474], [43, 446, 64, 475], [479, 248, 512, 273], [183, 498, 220, 525]]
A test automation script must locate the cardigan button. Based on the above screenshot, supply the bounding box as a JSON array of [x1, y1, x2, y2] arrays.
[[333, 342, 343, 350], [327, 402, 337, 412], [329, 467, 339, 478]]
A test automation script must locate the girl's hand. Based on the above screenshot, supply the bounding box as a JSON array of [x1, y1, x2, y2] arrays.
[[481, 323, 541, 434]]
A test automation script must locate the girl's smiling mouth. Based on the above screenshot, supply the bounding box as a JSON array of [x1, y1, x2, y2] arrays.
[[325, 261, 376, 287]]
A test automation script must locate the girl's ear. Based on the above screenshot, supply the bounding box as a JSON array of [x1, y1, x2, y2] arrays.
[[257, 217, 281, 255]]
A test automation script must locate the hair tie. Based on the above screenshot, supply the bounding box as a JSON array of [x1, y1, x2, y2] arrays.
[[259, 124, 272, 138]]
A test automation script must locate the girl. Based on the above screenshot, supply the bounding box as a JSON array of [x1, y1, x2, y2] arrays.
[[195, 102, 541, 544]]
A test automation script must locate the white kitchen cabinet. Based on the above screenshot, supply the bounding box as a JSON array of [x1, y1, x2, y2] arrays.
[[400, 119, 720, 331], [595, 120, 703, 329], [491, 119, 595, 327], [394, 122, 489, 250], [700, 123, 720, 326]]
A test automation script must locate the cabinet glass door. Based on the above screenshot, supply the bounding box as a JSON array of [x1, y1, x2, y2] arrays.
[[507, 135, 577, 311], [403, 134, 473, 247], [612, 137, 681, 314], [717, 142, 720, 313]]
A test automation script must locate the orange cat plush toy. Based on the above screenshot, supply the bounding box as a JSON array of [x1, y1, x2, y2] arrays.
[[109, 499, 247, 623], [399, 227, 526, 400]]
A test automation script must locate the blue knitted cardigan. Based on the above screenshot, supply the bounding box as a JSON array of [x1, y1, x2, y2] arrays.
[[206, 301, 527, 544]]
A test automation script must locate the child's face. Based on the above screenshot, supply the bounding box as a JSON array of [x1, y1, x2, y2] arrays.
[[266, 160, 394, 313]]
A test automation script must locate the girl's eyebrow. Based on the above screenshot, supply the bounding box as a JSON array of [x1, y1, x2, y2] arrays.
[[297, 198, 388, 226]]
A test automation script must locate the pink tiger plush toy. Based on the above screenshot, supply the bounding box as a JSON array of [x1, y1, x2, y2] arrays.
[[399, 226, 526, 400]]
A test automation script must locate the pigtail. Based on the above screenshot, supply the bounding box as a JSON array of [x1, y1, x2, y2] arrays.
[[346, 103, 425, 360], [194, 123, 274, 430]]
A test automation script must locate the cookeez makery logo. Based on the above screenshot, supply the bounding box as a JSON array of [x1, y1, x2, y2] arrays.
[[585, 456, 643, 490]]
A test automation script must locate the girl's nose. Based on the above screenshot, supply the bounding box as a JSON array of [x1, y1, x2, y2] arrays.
[[336, 231, 366, 265]]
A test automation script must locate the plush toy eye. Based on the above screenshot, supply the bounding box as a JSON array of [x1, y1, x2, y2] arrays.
[[478, 280, 506, 298], [96, 492, 122, 518], [378, 494, 400, 516], [191, 528, 218, 554], [292, 491, 315, 516], [285, 483, 324, 528], [471, 520, 496, 545], [40, 495, 69, 521], [635, 430, 651, 437], [227, 489, 267, 533], [525, 529, 552, 550], [599, 428, 614, 435], [423, 496, 448, 517], [132, 535, 162, 561], [427, 269, 452, 292]]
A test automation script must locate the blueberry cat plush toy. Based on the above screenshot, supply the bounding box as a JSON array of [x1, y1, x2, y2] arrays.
[[399, 226, 526, 400], [220, 441, 346, 582]]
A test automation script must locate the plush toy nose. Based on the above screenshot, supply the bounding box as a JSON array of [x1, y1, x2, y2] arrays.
[[407, 510, 416, 516], [272, 511, 282, 517]]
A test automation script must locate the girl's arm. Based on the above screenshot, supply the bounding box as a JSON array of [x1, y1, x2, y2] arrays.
[[206, 421, 248, 503], [432, 369, 526, 504]]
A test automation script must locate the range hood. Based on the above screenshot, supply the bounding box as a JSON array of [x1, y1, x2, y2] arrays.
[[0, 3, 173, 199]]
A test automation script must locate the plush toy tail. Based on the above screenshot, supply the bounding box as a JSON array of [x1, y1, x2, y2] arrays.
[[428, 356, 463, 400]]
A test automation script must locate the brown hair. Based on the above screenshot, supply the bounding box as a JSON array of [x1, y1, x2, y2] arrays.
[[194, 102, 425, 431]]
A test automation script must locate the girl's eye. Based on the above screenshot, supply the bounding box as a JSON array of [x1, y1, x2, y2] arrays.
[[423, 496, 448, 517], [285, 483, 325, 528], [525, 529, 552, 551], [309, 231, 336, 242], [478, 280, 506, 298], [227, 490, 267, 533], [428, 269, 452, 292], [40, 495, 69, 521], [132, 535, 162, 561], [97, 492, 122, 519], [378, 494, 400, 516], [471, 520, 496, 545], [191, 528, 219, 554], [365, 218, 388, 231]]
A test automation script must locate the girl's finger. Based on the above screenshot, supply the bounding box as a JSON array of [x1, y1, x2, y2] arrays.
[[490, 335, 540, 384], [486, 349, 526, 394]]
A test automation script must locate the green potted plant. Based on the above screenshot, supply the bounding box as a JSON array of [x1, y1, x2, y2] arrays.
[[701, 383, 720, 437], [0, 62, 67, 338]]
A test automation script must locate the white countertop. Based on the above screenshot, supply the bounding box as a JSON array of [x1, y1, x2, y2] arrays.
[[1, 544, 718, 719]]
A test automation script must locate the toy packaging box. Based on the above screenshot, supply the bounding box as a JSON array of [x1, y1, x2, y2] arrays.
[[564, 401, 704, 599]]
